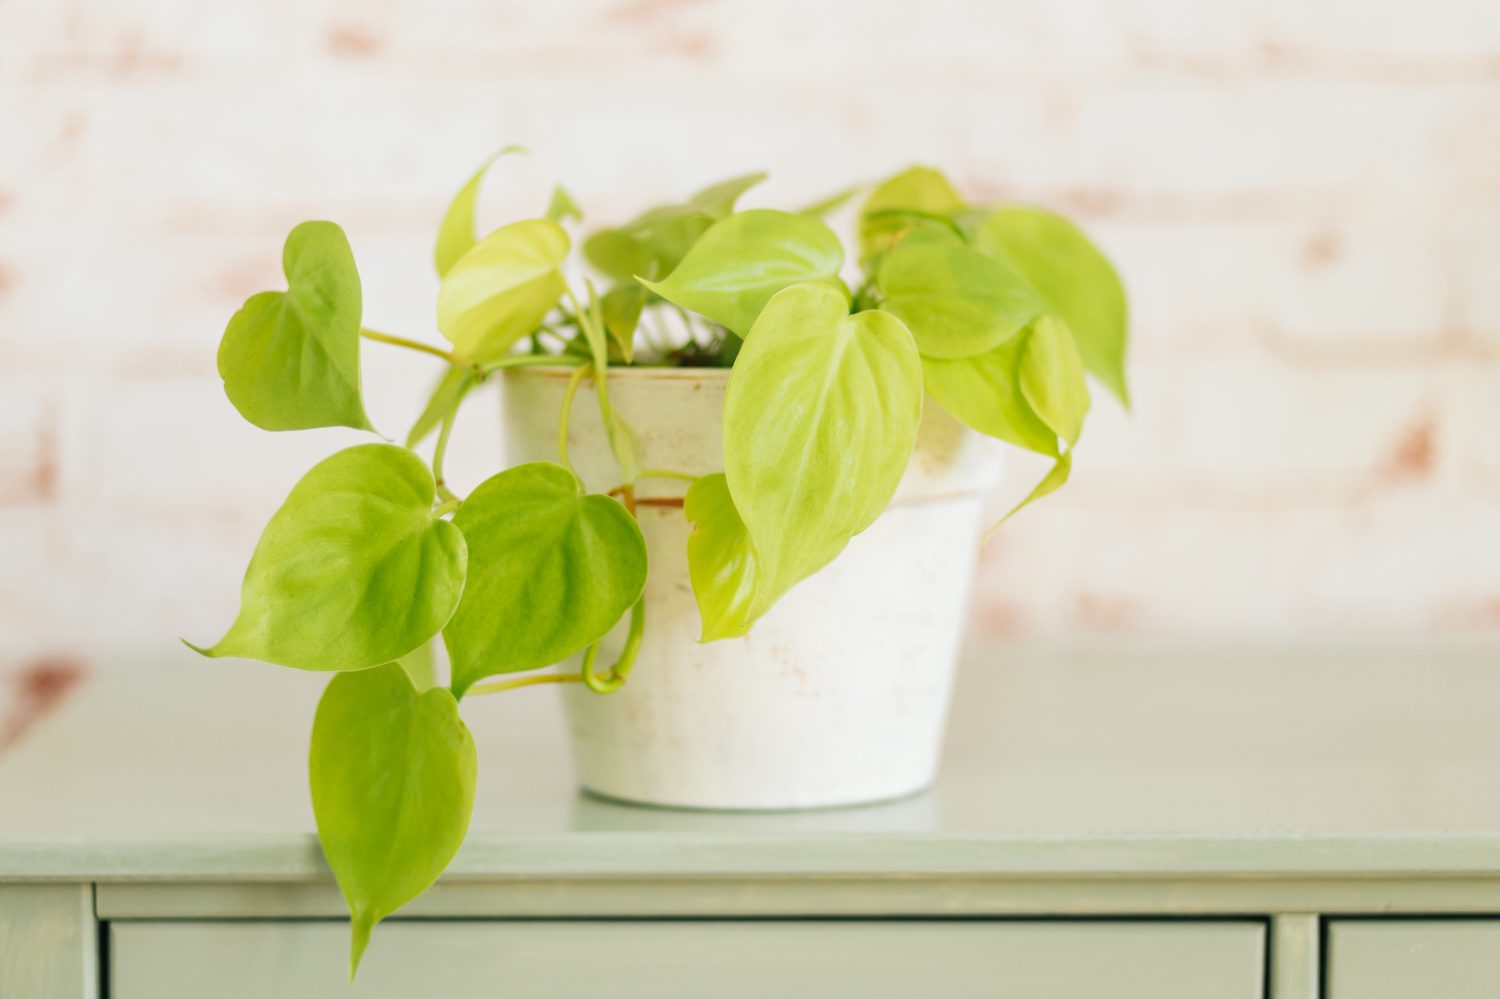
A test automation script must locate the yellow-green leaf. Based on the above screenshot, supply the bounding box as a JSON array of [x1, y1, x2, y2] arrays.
[[545, 184, 582, 223], [217, 221, 373, 432], [641, 210, 844, 337], [187, 444, 467, 671], [436, 218, 570, 363], [310, 664, 476, 978], [876, 240, 1043, 359], [723, 283, 923, 604], [444, 463, 647, 697], [859, 165, 966, 262], [684, 473, 765, 641], [974, 206, 1130, 407], [433, 145, 526, 277]]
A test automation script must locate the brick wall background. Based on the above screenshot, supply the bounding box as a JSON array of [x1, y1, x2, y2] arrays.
[[2, 0, 1498, 668]]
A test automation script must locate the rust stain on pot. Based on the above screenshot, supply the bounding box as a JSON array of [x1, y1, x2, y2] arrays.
[[0, 656, 88, 753], [1380, 413, 1436, 483], [635, 496, 685, 509]]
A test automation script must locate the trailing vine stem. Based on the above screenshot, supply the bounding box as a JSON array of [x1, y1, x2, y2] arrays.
[[431, 370, 476, 505], [465, 671, 584, 696], [359, 327, 458, 364], [580, 598, 646, 694], [556, 363, 591, 473]]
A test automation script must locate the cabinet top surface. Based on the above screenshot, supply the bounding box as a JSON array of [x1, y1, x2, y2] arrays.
[[3, 640, 1499, 879]]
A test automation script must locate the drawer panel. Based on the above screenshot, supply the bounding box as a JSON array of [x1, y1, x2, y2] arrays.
[[1327, 920, 1500, 999], [111, 919, 1263, 999]]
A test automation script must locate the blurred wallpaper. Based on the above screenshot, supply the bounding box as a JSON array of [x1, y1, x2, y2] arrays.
[[2, 0, 1498, 667]]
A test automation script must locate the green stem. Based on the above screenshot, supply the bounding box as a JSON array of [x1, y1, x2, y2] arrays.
[[466, 672, 584, 696], [639, 468, 698, 483], [556, 363, 591, 473], [433, 498, 462, 517], [580, 599, 645, 695], [475, 352, 588, 377], [360, 327, 458, 364], [432, 371, 476, 501]]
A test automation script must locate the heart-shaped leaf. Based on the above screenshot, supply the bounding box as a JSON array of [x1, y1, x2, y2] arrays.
[[444, 462, 647, 697], [436, 218, 570, 363], [684, 171, 767, 218], [188, 444, 467, 670], [859, 165, 966, 262], [876, 239, 1043, 359], [217, 221, 372, 432], [974, 206, 1129, 406], [723, 283, 923, 603], [545, 184, 582, 223], [684, 473, 765, 641], [310, 663, 476, 978], [600, 284, 645, 362], [433, 145, 526, 277], [923, 317, 1091, 532], [641, 209, 844, 336]]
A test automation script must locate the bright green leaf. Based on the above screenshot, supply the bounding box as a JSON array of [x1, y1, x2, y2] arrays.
[[974, 206, 1130, 406], [1020, 315, 1090, 447], [859, 165, 966, 262], [684, 171, 767, 218], [876, 240, 1043, 359], [684, 473, 765, 641], [921, 333, 1059, 456], [310, 664, 476, 978], [436, 218, 570, 363], [187, 444, 467, 670], [396, 640, 437, 690], [799, 184, 860, 218], [545, 184, 582, 223], [723, 283, 923, 603], [434, 145, 526, 277], [584, 227, 655, 284], [600, 284, 645, 362], [406, 366, 470, 448], [444, 462, 647, 697], [217, 221, 373, 433], [640, 210, 844, 336]]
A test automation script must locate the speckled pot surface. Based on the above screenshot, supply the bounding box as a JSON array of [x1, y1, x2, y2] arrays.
[[500, 366, 1002, 810]]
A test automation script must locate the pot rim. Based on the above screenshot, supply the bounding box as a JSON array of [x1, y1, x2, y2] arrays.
[[501, 364, 732, 382]]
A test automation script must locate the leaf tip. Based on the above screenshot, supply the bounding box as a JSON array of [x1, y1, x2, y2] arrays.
[[348, 913, 374, 982], [180, 637, 215, 658]]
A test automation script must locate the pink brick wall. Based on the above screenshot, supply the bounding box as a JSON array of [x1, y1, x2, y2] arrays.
[[2, 0, 1498, 666]]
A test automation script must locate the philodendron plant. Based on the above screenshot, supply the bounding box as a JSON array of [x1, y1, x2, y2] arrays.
[[189, 153, 1126, 975]]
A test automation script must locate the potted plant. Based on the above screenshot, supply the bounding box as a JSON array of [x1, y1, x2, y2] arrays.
[[188, 154, 1128, 974]]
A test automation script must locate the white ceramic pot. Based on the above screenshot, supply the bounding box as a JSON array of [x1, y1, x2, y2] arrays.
[[500, 366, 1002, 810]]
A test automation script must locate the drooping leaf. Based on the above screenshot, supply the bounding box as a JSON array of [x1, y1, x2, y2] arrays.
[[310, 664, 476, 978], [396, 640, 437, 690], [876, 240, 1043, 359], [640, 210, 844, 336], [684, 473, 765, 641], [444, 462, 647, 697], [684, 171, 767, 218], [436, 218, 570, 363], [1020, 314, 1090, 448], [974, 206, 1130, 406], [579, 281, 639, 481], [923, 318, 1091, 533], [545, 184, 583, 223], [798, 184, 860, 218], [858, 165, 966, 262], [722, 283, 923, 603], [187, 444, 467, 670], [406, 366, 470, 448], [217, 221, 373, 432], [600, 284, 645, 362], [434, 145, 526, 277]]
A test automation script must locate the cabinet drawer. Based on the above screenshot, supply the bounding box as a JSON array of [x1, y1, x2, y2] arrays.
[[111, 919, 1263, 998], [1327, 920, 1500, 999]]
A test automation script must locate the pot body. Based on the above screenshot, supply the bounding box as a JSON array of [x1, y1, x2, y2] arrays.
[[500, 366, 1001, 810]]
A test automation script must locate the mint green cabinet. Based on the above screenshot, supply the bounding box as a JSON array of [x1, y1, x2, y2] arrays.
[[1326, 920, 1500, 999], [110, 920, 1264, 999]]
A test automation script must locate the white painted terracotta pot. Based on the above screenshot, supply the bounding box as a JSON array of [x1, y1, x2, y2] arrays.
[[500, 366, 1002, 810]]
